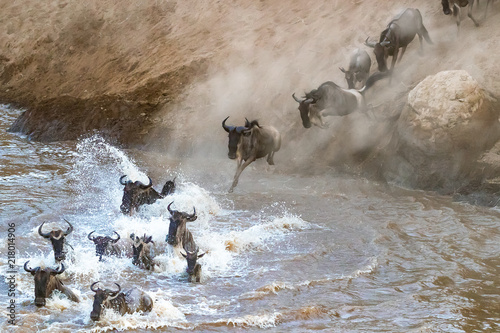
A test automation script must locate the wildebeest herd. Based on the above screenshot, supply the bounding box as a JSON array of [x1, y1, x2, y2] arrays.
[[23, 1, 495, 324]]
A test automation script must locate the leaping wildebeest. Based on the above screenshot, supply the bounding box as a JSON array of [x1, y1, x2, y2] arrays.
[[292, 71, 388, 129], [365, 8, 433, 73], [222, 117, 281, 192], [119, 175, 176, 215], [90, 282, 153, 321], [24, 261, 80, 307], [38, 219, 74, 262], [88, 231, 121, 261], [130, 233, 156, 270], [339, 49, 372, 89]]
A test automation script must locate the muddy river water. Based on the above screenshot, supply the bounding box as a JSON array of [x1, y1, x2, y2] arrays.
[[1, 104, 499, 332]]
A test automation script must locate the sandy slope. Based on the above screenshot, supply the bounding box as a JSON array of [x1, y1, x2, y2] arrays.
[[1, 0, 499, 165]]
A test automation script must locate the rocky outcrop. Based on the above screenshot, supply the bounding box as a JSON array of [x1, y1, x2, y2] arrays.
[[386, 70, 500, 195]]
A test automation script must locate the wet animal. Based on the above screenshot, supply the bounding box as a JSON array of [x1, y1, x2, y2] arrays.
[[166, 202, 197, 248], [365, 8, 432, 73], [87, 231, 121, 261], [120, 175, 176, 215], [222, 117, 281, 192], [38, 219, 74, 262], [24, 261, 79, 307], [339, 49, 372, 89], [292, 72, 388, 128], [180, 223, 205, 282], [90, 282, 153, 321], [130, 233, 156, 270]]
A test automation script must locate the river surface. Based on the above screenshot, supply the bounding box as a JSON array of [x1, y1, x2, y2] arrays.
[[1, 104, 500, 332]]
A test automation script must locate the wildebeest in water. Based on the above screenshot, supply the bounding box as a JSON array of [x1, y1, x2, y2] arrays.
[[24, 261, 80, 307], [130, 233, 156, 270], [90, 282, 153, 321], [166, 202, 197, 248], [365, 8, 433, 74], [119, 175, 176, 215], [38, 219, 74, 262], [87, 231, 121, 261], [222, 117, 281, 192]]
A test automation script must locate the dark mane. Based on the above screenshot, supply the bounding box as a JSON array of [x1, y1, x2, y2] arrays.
[[247, 120, 260, 128]]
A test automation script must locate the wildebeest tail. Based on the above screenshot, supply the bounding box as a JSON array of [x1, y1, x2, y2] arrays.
[[358, 71, 390, 94]]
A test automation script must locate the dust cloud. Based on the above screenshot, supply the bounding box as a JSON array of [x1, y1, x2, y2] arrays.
[[144, 0, 499, 175]]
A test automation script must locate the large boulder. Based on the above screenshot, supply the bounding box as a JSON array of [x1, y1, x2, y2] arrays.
[[390, 70, 500, 191]]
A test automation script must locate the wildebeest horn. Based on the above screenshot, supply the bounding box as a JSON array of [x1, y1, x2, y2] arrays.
[[139, 177, 153, 189], [292, 93, 304, 103], [24, 261, 37, 273], [110, 283, 121, 296], [63, 219, 73, 236], [119, 175, 128, 185], [222, 116, 234, 133], [49, 263, 65, 275], [339, 67, 346, 73], [188, 207, 197, 221], [90, 281, 100, 292], [88, 231, 96, 241], [380, 40, 390, 46], [38, 221, 51, 238], [112, 231, 120, 243], [364, 37, 376, 48], [168, 201, 175, 215]]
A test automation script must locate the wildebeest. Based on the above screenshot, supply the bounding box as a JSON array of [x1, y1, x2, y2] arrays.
[[180, 224, 205, 282], [38, 219, 74, 262], [24, 261, 79, 307], [88, 231, 121, 261], [166, 202, 197, 248], [222, 117, 281, 192], [292, 71, 388, 129], [441, 0, 490, 32], [120, 175, 176, 215], [339, 49, 372, 89], [130, 233, 156, 270], [90, 282, 153, 321], [365, 8, 432, 73]]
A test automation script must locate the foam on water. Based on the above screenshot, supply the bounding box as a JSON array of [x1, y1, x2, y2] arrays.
[[1, 135, 316, 331]]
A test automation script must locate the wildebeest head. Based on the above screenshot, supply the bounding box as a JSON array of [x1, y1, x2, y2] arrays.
[[161, 177, 176, 197], [339, 67, 355, 89], [292, 93, 314, 128], [166, 202, 197, 246], [90, 282, 122, 321], [365, 31, 392, 73], [130, 233, 155, 268], [24, 261, 65, 307], [181, 247, 205, 277], [222, 116, 251, 159], [119, 175, 153, 215], [88, 231, 120, 260], [38, 219, 73, 262]]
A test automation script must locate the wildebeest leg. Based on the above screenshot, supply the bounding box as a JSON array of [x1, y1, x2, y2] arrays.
[[483, 0, 491, 19], [454, 5, 462, 36], [229, 157, 255, 192], [266, 152, 275, 165], [397, 46, 407, 63], [467, 2, 480, 26]]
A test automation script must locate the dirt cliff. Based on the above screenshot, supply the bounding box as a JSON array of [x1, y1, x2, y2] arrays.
[[1, 0, 500, 197]]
